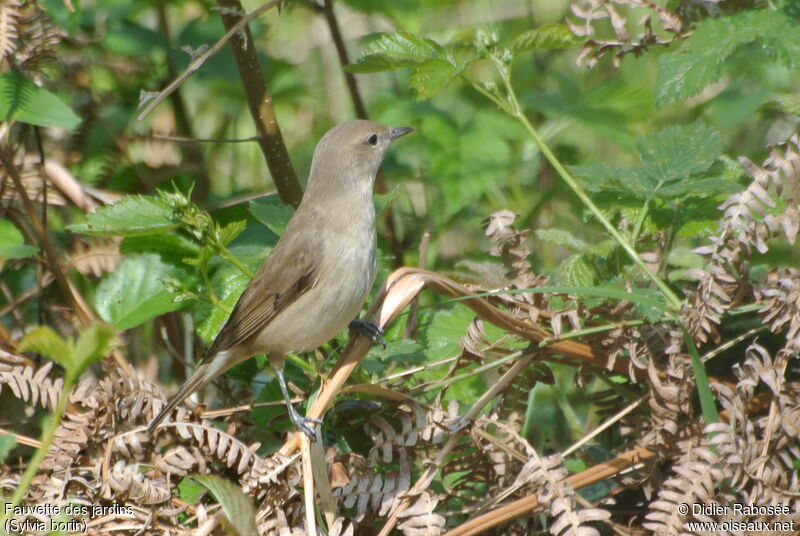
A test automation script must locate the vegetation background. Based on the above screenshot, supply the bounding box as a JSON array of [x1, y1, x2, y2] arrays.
[[0, 0, 799, 535]]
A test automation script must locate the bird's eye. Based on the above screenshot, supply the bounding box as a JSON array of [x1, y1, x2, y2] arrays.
[[365, 134, 379, 147]]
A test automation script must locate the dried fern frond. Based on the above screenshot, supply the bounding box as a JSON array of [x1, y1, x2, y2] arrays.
[[643, 438, 725, 533], [755, 268, 800, 353], [0, 359, 62, 410], [569, 0, 687, 68], [396, 492, 446, 536], [0, 0, 21, 61], [687, 135, 800, 343], [533, 454, 610, 536], [15, 10, 61, 71]]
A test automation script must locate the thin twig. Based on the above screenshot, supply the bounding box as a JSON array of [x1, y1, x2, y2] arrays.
[[0, 149, 91, 326], [152, 134, 262, 144], [216, 0, 303, 206], [136, 0, 284, 122]]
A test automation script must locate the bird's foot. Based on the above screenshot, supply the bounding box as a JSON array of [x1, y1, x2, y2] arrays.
[[288, 405, 322, 441], [349, 319, 386, 346]]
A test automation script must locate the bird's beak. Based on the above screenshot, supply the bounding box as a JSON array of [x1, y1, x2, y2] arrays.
[[390, 126, 414, 140]]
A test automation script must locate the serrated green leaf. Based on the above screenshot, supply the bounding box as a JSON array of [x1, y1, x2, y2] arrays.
[[572, 122, 722, 201], [0, 71, 81, 130], [18, 327, 71, 368], [0, 219, 39, 262], [191, 475, 257, 536], [218, 220, 247, 247], [71, 324, 117, 376], [637, 122, 721, 186], [556, 254, 597, 287], [409, 58, 461, 100], [95, 254, 185, 330], [534, 228, 591, 254], [347, 31, 437, 73], [68, 195, 179, 236], [511, 24, 580, 53], [656, 9, 800, 106], [570, 162, 651, 196], [249, 195, 293, 236], [120, 233, 200, 266]]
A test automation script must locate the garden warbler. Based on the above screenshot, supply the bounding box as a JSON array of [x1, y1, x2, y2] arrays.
[[147, 120, 413, 440]]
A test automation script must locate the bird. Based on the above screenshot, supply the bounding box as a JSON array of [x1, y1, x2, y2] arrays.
[[146, 120, 413, 440]]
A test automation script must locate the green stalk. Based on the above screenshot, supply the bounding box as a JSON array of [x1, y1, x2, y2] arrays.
[[217, 244, 254, 279], [468, 57, 683, 311]]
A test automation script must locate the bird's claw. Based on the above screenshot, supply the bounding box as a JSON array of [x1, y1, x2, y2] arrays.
[[289, 408, 321, 441], [349, 319, 386, 346]]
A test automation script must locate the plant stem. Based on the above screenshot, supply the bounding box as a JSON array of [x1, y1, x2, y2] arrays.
[[503, 83, 681, 309], [217, 244, 254, 279], [474, 58, 683, 311], [631, 198, 651, 244]]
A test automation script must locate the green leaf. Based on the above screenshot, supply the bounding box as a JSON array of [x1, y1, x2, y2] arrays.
[[218, 220, 247, 247], [68, 195, 179, 236], [249, 195, 294, 236], [18, 327, 72, 368], [0, 219, 39, 262], [556, 254, 597, 287], [71, 324, 117, 376], [433, 115, 512, 214], [570, 162, 650, 197], [374, 187, 402, 215], [102, 19, 166, 57], [0, 434, 15, 463], [571, 122, 722, 201], [120, 233, 201, 266], [195, 265, 249, 344], [95, 254, 185, 330], [636, 122, 721, 186], [656, 9, 800, 106], [409, 58, 461, 100], [177, 477, 206, 504], [534, 228, 591, 254], [347, 31, 438, 73], [510, 24, 581, 53], [191, 475, 258, 536], [0, 71, 81, 130], [773, 93, 800, 115]]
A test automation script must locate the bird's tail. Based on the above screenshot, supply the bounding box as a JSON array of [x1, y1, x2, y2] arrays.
[[146, 362, 210, 434]]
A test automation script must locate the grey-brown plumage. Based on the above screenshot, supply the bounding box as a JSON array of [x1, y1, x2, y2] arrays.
[[147, 120, 413, 438]]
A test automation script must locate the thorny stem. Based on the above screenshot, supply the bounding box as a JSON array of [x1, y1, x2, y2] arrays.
[[470, 57, 683, 311]]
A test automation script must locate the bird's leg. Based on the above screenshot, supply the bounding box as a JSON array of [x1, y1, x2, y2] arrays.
[[349, 319, 386, 346], [275, 366, 321, 441]]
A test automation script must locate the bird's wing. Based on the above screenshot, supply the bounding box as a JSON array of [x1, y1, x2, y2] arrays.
[[203, 228, 322, 360]]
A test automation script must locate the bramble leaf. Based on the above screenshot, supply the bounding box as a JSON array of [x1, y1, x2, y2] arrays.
[[68, 195, 179, 236], [95, 254, 185, 330], [656, 9, 800, 106]]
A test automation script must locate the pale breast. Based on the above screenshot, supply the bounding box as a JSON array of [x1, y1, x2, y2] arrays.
[[249, 206, 377, 357]]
